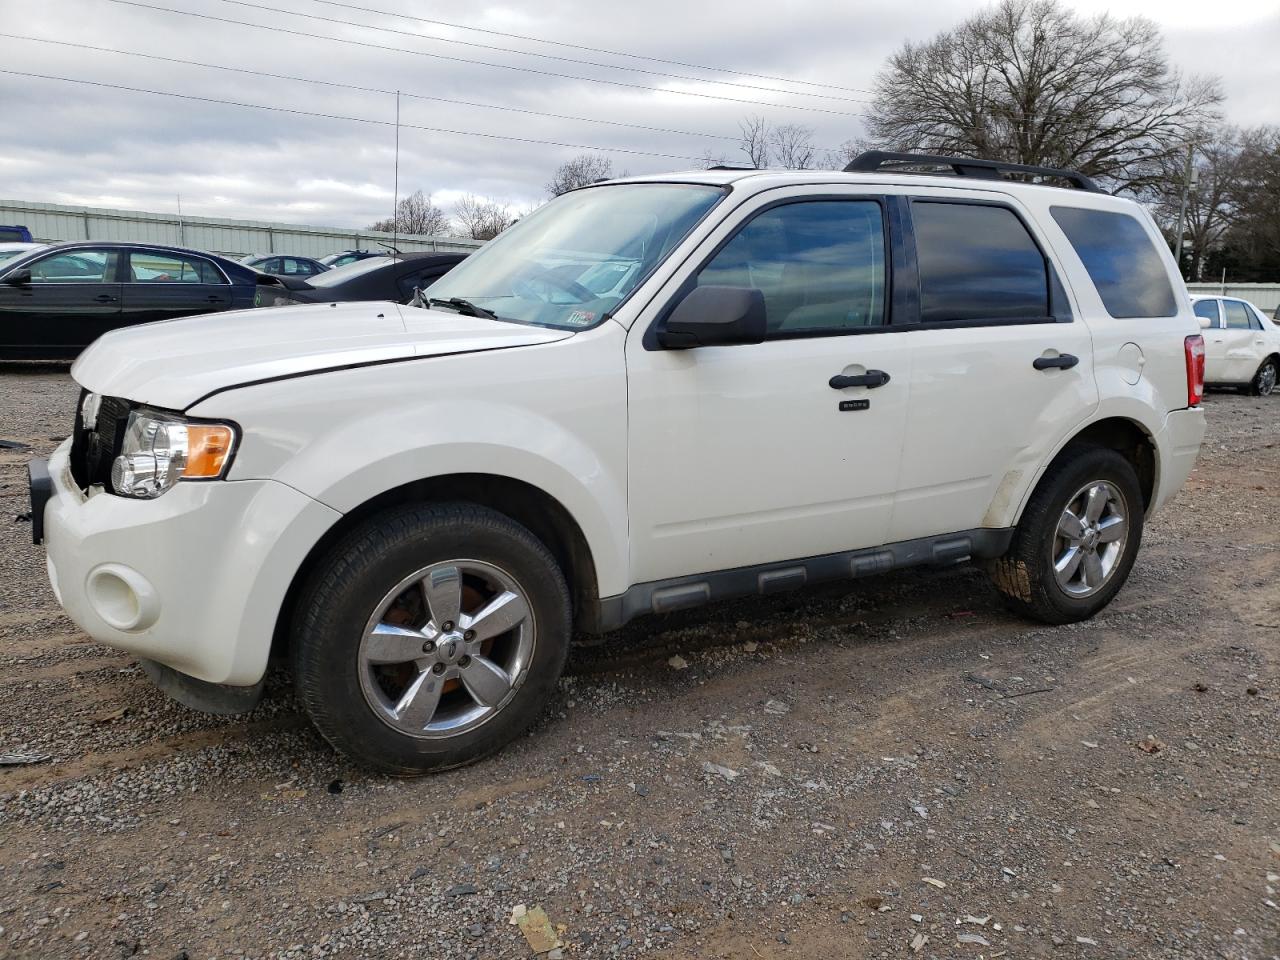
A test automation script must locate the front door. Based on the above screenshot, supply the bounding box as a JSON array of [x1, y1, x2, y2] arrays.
[[121, 249, 233, 325], [887, 196, 1098, 543], [0, 247, 123, 357], [626, 194, 912, 584]]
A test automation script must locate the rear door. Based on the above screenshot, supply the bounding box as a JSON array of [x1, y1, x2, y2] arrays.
[[886, 195, 1096, 543], [0, 247, 123, 355], [121, 249, 234, 324], [1221, 299, 1265, 381]]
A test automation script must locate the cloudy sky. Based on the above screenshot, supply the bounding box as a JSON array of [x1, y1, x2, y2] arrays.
[[2, 0, 1277, 229]]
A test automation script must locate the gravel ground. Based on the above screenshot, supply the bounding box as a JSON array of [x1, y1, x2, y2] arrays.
[[0, 366, 1277, 960]]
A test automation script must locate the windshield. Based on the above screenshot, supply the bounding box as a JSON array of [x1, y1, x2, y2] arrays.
[[423, 183, 725, 329], [308, 256, 393, 286]]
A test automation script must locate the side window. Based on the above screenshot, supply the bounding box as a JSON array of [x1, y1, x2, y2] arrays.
[[1050, 207, 1178, 318], [129, 252, 226, 284], [695, 200, 886, 335], [1223, 300, 1252, 329], [911, 201, 1049, 323], [1192, 299, 1221, 327], [28, 249, 119, 283], [398, 270, 443, 300]]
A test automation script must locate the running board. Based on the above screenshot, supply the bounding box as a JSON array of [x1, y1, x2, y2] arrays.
[[584, 528, 1013, 633]]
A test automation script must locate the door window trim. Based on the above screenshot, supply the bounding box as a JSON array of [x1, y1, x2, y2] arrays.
[[122, 249, 230, 286]]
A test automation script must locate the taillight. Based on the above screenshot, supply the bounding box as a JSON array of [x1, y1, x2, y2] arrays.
[[1184, 335, 1205, 407]]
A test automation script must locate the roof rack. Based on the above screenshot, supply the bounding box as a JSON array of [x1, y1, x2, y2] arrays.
[[706, 164, 757, 172], [844, 150, 1103, 193]]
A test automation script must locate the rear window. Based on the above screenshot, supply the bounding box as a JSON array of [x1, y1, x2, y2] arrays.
[[1050, 207, 1178, 318], [911, 201, 1049, 323]]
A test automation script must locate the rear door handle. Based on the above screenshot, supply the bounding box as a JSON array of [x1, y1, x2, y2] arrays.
[[1033, 354, 1079, 371], [829, 370, 891, 389], [93, 294, 118, 303]]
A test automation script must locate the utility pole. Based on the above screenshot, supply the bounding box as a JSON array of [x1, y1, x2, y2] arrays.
[[176, 193, 185, 247], [1173, 144, 1197, 279], [391, 90, 400, 258]]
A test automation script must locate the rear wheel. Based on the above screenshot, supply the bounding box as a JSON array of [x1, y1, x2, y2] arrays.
[[986, 445, 1143, 624], [1251, 358, 1277, 396], [291, 503, 571, 774]]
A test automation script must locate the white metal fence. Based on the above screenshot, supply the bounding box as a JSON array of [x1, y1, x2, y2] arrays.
[[1185, 283, 1280, 312], [0, 198, 484, 260]]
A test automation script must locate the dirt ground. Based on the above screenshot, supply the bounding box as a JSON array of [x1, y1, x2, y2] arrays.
[[0, 366, 1276, 960]]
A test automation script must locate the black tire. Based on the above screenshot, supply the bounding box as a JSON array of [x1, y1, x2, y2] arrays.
[[291, 502, 571, 775], [986, 444, 1144, 624], [1250, 358, 1278, 397]]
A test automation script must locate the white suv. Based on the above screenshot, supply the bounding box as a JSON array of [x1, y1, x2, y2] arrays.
[[28, 153, 1207, 773]]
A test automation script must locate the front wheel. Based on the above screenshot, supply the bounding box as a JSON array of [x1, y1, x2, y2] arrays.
[[291, 503, 571, 774], [986, 445, 1143, 624], [1251, 358, 1277, 397]]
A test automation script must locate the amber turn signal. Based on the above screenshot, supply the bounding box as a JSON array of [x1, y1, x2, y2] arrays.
[[183, 424, 236, 479]]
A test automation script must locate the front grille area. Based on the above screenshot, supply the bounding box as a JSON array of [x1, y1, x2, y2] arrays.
[[69, 389, 133, 491]]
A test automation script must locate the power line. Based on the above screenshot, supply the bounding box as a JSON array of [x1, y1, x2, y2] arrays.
[[0, 69, 719, 162], [211, 0, 876, 106], [0, 33, 750, 144], [301, 0, 877, 97], [102, 0, 869, 119]]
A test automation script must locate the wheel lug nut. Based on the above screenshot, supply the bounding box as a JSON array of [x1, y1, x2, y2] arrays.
[[463, 630, 476, 642], [459, 655, 471, 668], [432, 663, 445, 675], [442, 620, 455, 632], [422, 640, 435, 654]]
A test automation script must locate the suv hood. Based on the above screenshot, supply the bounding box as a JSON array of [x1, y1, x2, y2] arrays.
[[72, 301, 574, 410]]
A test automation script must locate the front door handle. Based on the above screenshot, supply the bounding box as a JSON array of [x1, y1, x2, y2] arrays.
[[829, 370, 891, 389], [1033, 353, 1079, 371], [206, 295, 225, 303], [93, 294, 118, 303]]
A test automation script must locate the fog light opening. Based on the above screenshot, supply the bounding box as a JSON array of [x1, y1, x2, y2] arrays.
[[86, 564, 159, 632]]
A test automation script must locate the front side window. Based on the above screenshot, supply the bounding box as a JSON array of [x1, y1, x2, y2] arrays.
[[423, 183, 725, 330], [1050, 206, 1178, 319], [1192, 299, 1220, 326], [129, 251, 225, 284], [1223, 300, 1253, 329], [912, 201, 1049, 323], [28, 249, 119, 283], [695, 200, 886, 335]]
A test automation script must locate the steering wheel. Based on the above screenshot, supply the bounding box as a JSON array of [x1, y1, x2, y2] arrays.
[[512, 268, 596, 304]]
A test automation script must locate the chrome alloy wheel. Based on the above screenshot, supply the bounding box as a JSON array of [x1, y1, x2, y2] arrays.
[[357, 560, 534, 739], [1053, 480, 1129, 598]]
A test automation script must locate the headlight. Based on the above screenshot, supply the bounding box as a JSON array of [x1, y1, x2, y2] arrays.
[[110, 410, 237, 499]]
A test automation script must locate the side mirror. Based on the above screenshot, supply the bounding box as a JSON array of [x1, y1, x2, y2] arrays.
[[4, 267, 32, 287], [658, 285, 766, 349]]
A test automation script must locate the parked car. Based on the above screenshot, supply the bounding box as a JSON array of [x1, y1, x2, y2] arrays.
[[1191, 295, 1280, 396], [319, 249, 382, 269], [0, 242, 260, 360], [28, 153, 1206, 773], [254, 252, 468, 307], [0, 225, 34, 243], [0, 242, 45, 266], [241, 254, 329, 278]]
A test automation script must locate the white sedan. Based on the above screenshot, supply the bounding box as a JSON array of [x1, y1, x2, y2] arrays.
[[1191, 295, 1280, 396]]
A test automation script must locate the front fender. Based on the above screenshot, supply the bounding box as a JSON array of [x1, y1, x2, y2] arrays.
[[190, 332, 630, 596]]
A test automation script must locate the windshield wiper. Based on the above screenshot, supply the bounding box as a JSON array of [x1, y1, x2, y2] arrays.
[[429, 297, 499, 321]]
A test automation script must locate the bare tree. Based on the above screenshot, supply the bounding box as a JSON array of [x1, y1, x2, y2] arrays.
[[867, 0, 1222, 192], [821, 137, 872, 171], [1150, 129, 1247, 279], [367, 190, 449, 236], [739, 115, 771, 168], [770, 124, 818, 170], [700, 149, 732, 169], [1220, 126, 1280, 277], [546, 153, 616, 197], [452, 194, 516, 241]]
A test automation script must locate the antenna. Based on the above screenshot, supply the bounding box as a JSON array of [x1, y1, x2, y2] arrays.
[[391, 89, 400, 259]]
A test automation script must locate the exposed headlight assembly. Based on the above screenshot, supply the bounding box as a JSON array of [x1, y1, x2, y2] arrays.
[[110, 410, 237, 499]]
